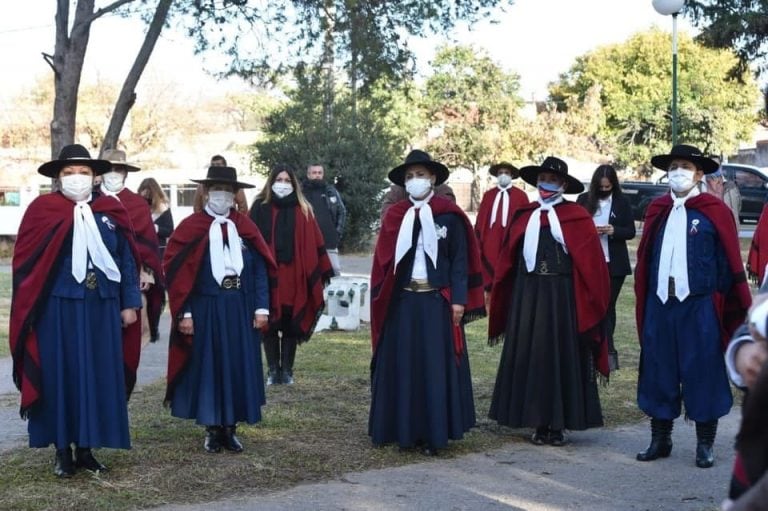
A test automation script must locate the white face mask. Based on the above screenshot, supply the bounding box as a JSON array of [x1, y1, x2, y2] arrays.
[[207, 190, 235, 215], [497, 174, 513, 188], [272, 182, 293, 199], [405, 177, 432, 199], [668, 168, 696, 193], [101, 171, 125, 193], [60, 174, 93, 202]]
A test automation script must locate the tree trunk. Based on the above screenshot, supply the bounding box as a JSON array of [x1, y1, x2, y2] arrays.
[[320, 0, 335, 129], [470, 163, 482, 212], [50, 0, 95, 158], [101, 0, 173, 155]]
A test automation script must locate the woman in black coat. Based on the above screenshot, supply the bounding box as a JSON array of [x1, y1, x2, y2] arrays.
[[577, 164, 635, 371]]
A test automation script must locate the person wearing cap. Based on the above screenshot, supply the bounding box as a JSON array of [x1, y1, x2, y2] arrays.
[[703, 159, 741, 227], [576, 164, 636, 372], [368, 149, 485, 456], [474, 162, 529, 295], [9, 144, 142, 477], [249, 164, 334, 386], [487, 156, 610, 447], [163, 165, 278, 453], [634, 144, 751, 468], [100, 149, 165, 346]]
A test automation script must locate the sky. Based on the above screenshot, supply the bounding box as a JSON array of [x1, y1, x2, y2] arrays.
[[0, 0, 697, 102]]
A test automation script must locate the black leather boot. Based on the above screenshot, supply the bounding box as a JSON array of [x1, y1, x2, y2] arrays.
[[74, 447, 108, 472], [263, 335, 281, 385], [54, 446, 75, 478], [636, 418, 673, 461], [204, 426, 223, 453], [281, 337, 297, 385], [221, 425, 244, 453], [530, 426, 549, 446], [695, 420, 718, 468]]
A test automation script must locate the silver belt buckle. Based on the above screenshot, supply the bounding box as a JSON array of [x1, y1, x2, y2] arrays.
[[85, 271, 98, 290]]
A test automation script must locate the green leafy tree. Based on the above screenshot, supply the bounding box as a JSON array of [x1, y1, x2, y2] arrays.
[[550, 29, 759, 174], [422, 45, 523, 210], [254, 71, 421, 251], [686, 1, 768, 78], [47, 1, 510, 158]]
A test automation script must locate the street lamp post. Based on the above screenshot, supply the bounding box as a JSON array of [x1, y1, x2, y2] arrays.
[[653, 0, 686, 146]]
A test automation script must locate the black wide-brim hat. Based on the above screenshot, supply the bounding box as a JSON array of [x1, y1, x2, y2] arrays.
[[38, 144, 111, 178], [191, 166, 255, 189], [388, 149, 449, 187], [489, 161, 519, 177], [651, 144, 719, 174], [519, 156, 584, 194]]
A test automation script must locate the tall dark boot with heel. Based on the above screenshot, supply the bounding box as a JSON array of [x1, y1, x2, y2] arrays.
[[54, 446, 75, 478], [222, 424, 244, 453], [263, 334, 281, 385], [281, 337, 297, 385], [204, 426, 223, 453], [75, 446, 108, 472], [695, 420, 718, 468], [636, 418, 674, 461]]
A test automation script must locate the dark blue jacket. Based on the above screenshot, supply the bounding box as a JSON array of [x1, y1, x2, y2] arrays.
[[393, 212, 468, 305]]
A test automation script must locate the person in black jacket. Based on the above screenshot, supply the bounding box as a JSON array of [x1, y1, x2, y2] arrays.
[[577, 164, 636, 371], [302, 163, 347, 275]]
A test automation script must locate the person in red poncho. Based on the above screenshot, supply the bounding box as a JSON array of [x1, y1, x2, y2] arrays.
[[98, 149, 165, 346], [10, 144, 142, 477], [634, 144, 750, 469], [488, 156, 610, 447], [369, 150, 486, 456], [747, 204, 768, 287], [474, 161, 529, 295], [164, 165, 278, 454], [249, 163, 334, 386]]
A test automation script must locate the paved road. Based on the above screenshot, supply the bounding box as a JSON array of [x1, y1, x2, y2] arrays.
[[157, 411, 741, 511]]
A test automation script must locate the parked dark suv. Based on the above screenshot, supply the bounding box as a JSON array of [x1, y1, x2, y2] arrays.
[[622, 163, 768, 223]]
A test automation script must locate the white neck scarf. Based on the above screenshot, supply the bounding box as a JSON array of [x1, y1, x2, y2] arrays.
[[394, 191, 438, 272], [205, 204, 244, 285], [489, 184, 512, 228], [656, 186, 700, 303], [522, 196, 567, 272], [71, 201, 121, 283], [99, 183, 121, 201]]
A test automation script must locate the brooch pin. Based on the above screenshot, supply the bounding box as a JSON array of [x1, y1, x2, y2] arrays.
[[435, 225, 448, 240], [101, 216, 116, 231], [690, 218, 699, 235]]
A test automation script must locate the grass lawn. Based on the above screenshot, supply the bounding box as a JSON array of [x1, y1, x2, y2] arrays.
[[0, 235, 756, 510]]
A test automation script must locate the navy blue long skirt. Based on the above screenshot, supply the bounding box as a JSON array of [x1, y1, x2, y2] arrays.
[[368, 290, 476, 449], [170, 288, 266, 426], [28, 291, 130, 449], [488, 272, 603, 431]]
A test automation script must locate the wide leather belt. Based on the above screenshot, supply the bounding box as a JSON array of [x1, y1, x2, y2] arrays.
[[85, 271, 98, 290], [403, 279, 435, 292], [221, 276, 241, 290]]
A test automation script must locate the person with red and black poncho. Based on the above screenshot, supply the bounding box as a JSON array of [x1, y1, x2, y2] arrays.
[[488, 156, 610, 447], [164, 165, 278, 454], [249, 163, 334, 386], [369, 150, 486, 456], [9, 144, 142, 477], [98, 148, 165, 346], [634, 145, 750, 469], [474, 161, 529, 296]]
